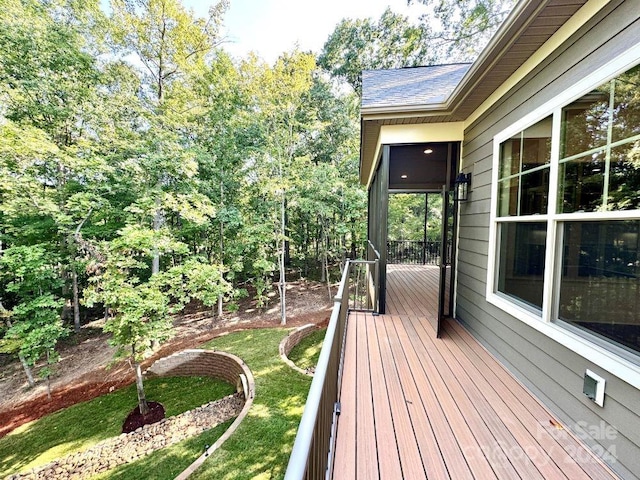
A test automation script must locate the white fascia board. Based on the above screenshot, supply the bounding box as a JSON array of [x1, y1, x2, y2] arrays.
[[360, 103, 450, 119]]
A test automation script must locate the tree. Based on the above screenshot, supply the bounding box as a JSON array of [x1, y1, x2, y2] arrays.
[[319, 8, 431, 94], [243, 51, 317, 324], [320, 1, 515, 94], [408, 0, 514, 61], [109, 0, 229, 275], [0, 0, 110, 334], [0, 245, 66, 397], [85, 225, 229, 416]]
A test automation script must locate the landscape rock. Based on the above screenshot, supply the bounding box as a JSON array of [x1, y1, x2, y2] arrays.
[[6, 394, 243, 480]]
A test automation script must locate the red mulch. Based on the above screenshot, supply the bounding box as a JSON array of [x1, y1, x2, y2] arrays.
[[0, 378, 133, 438], [122, 401, 165, 433]]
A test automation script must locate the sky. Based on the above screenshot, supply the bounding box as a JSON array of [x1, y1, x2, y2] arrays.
[[185, 0, 429, 63]]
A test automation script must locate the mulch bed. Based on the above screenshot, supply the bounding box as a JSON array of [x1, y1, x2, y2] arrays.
[[122, 401, 165, 433]]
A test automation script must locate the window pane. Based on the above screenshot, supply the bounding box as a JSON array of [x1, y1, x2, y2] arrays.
[[522, 119, 552, 172], [559, 152, 605, 213], [521, 168, 549, 215], [559, 221, 640, 354], [497, 222, 546, 309], [608, 141, 640, 210], [612, 65, 640, 143], [498, 177, 519, 216], [498, 117, 551, 216], [500, 138, 520, 178], [561, 87, 610, 159]]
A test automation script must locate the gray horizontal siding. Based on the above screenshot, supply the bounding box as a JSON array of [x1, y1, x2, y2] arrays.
[[456, 1, 640, 478]]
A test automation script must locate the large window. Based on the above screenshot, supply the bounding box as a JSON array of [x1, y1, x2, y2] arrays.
[[491, 63, 640, 358], [559, 221, 640, 354], [495, 117, 551, 309]]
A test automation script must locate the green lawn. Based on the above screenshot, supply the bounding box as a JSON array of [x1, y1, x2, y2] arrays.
[[287, 328, 326, 371], [0, 376, 234, 477], [190, 328, 312, 480], [1, 327, 317, 480], [95, 328, 315, 479]]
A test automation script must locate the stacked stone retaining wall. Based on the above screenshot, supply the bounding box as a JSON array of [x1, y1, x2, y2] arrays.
[[145, 349, 248, 392], [279, 324, 319, 376]]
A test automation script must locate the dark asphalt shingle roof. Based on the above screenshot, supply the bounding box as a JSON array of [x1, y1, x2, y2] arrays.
[[361, 63, 472, 110]]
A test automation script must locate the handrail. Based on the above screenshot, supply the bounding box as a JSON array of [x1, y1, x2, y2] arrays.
[[367, 239, 381, 260], [284, 252, 382, 480], [284, 262, 351, 480]]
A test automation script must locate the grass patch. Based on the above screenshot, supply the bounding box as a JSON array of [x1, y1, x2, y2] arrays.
[[94, 419, 234, 480], [287, 328, 326, 371], [188, 328, 312, 480], [0, 376, 234, 476]]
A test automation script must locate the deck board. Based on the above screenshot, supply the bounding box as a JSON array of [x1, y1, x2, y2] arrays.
[[356, 313, 379, 479], [332, 308, 357, 479], [365, 313, 403, 479], [332, 265, 618, 480]]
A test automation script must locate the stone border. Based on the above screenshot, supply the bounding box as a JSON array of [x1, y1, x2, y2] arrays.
[[279, 324, 321, 376], [6, 395, 243, 480], [162, 350, 255, 479]]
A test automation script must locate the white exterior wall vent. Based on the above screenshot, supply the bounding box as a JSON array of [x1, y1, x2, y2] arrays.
[[583, 369, 606, 407]]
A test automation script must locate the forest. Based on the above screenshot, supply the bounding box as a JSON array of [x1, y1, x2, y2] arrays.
[[0, 0, 512, 400]]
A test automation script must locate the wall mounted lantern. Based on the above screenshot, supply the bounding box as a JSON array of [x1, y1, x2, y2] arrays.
[[454, 172, 471, 202]]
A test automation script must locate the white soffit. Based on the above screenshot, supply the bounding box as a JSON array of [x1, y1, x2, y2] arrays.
[[464, 0, 612, 128]]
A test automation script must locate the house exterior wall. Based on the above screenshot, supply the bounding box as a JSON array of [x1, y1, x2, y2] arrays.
[[456, 2, 640, 478]]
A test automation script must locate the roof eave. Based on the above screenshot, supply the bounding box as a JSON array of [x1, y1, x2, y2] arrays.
[[446, 0, 550, 110], [361, 102, 451, 118]]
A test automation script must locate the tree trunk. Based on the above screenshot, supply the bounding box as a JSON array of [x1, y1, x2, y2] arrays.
[[19, 353, 35, 387], [2, 313, 36, 387], [218, 183, 224, 319], [72, 270, 81, 334], [279, 190, 287, 326], [150, 199, 163, 351], [134, 360, 150, 416], [320, 221, 326, 283], [152, 206, 162, 275], [284, 198, 291, 267], [45, 350, 52, 401]]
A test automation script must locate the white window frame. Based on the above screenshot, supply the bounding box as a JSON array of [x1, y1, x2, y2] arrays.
[[486, 46, 640, 390]]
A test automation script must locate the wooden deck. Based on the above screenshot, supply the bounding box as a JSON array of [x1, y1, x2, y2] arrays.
[[386, 264, 441, 318], [332, 265, 618, 480]]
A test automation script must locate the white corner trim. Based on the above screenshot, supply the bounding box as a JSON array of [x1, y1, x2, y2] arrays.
[[465, 0, 613, 129]]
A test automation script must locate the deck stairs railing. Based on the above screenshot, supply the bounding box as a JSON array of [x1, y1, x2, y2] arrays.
[[284, 253, 379, 480]]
